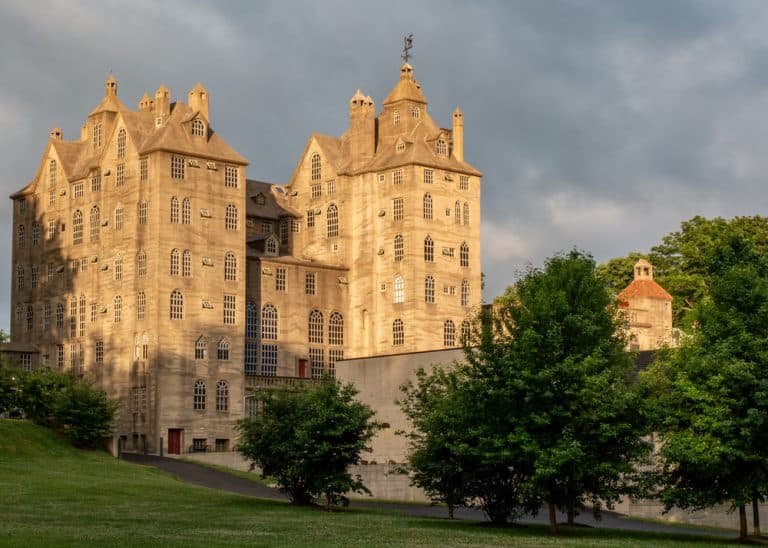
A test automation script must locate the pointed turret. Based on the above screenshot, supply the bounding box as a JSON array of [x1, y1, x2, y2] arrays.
[[452, 107, 464, 162], [383, 63, 428, 106], [105, 73, 117, 97], [188, 83, 209, 120]]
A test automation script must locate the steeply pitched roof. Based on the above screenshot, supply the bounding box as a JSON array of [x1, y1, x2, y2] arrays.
[[383, 63, 428, 105], [246, 179, 300, 219], [617, 279, 673, 302]]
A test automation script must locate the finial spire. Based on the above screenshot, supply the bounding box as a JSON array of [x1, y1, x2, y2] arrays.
[[401, 33, 414, 63]]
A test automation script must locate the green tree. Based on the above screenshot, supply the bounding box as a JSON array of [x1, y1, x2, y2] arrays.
[[645, 232, 768, 539], [236, 380, 381, 506], [54, 379, 120, 448]]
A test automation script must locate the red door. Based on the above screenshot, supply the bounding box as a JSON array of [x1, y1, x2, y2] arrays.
[[168, 429, 182, 455], [298, 359, 308, 378]]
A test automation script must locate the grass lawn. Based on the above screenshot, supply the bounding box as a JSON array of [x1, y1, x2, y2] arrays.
[[0, 420, 738, 547]]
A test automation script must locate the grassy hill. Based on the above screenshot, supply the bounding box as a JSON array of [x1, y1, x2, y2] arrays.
[[0, 420, 734, 547]]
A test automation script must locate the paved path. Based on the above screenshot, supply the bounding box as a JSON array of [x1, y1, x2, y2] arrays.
[[122, 453, 733, 539]]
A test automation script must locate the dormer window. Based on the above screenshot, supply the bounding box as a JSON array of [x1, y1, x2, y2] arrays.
[[92, 124, 103, 149], [393, 109, 401, 125], [311, 153, 321, 181], [436, 139, 447, 156], [265, 236, 278, 256], [117, 128, 126, 159], [255, 193, 266, 205], [192, 119, 205, 137]]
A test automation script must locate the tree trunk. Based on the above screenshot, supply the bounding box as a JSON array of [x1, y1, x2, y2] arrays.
[[548, 499, 558, 535], [567, 501, 575, 525], [739, 504, 748, 540], [448, 504, 454, 520], [753, 496, 762, 537]]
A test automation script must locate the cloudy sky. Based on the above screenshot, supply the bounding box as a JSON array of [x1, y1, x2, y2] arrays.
[[2, 0, 768, 330]]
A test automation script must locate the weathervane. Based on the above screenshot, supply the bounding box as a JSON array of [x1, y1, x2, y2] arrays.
[[402, 34, 414, 63]]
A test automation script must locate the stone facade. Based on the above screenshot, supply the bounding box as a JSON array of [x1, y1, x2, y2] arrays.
[[6, 63, 483, 453]]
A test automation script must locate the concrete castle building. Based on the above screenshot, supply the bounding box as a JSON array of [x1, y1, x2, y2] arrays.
[[6, 63, 482, 453], [617, 259, 674, 351]]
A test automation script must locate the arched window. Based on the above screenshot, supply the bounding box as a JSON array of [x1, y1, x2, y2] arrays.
[[114, 254, 123, 281], [394, 275, 405, 304], [32, 223, 41, 246], [138, 200, 148, 225], [137, 250, 147, 277], [224, 252, 236, 281], [182, 197, 191, 224], [72, 210, 83, 244], [170, 249, 179, 276], [56, 303, 64, 328], [225, 204, 237, 230], [393, 319, 404, 346], [327, 203, 339, 238], [170, 196, 179, 223], [461, 280, 470, 307], [117, 128, 126, 158], [246, 301, 258, 338], [216, 380, 229, 412], [454, 201, 461, 225], [329, 312, 344, 345], [16, 264, 24, 290], [444, 320, 456, 347], [394, 234, 404, 262], [411, 106, 420, 118], [136, 291, 146, 320], [393, 109, 400, 125], [460, 242, 469, 267], [193, 379, 206, 410], [17, 225, 25, 248], [265, 237, 277, 255], [425, 275, 435, 303], [424, 235, 434, 262], [115, 204, 124, 229], [90, 206, 100, 242], [463, 202, 470, 226], [191, 119, 205, 137], [114, 296, 122, 323], [261, 304, 278, 340], [436, 139, 447, 156], [170, 290, 183, 319], [182, 250, 191, 277], [310, 153, 321, 181], [461, 320, 472, 343], [309, 310, 323, 344], [217, 339, 230, 360], [195, 336, 207, 360], [423, 194, 433, 220], [26, 305, 33, 333], [49, 159, 57, 187]]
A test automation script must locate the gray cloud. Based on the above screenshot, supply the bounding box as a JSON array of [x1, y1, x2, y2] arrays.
[[2, 0, 768, 330]]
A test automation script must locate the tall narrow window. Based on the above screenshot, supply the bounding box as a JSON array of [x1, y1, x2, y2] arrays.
[[114, 254, 123, 281], [171, 155, 185, 180], [170, 196, 179, 223], [461, 320, 471, 343], [182, 197, 191, 224], [56, 303, 64, 328], [182, 250, 191, 277], [136, 291, 146, 320], [280, 219, 289, 246], [117, 128, 126, 158], [460, 175, 469, 190], [225, 204, 237, 230], [265, 237, 277, 255], [193, 380, 206, 410], [224, 252, 236, 281], [170, 290, 184, 319], [455, 201, 461, 224], [217, 340, 230, 360], [261, 344, 278, 376], [444, 320, 456, 347], [79, 295, 85, 337], [32, 223, 41, 246], [140, 157, 148, 181], [461, 280, 470, 307], [463, 202, 470, 226], [460, 242, 469, 267], [138, 200, 148, 225], [394, 234, 404, 262], [223, 295, 235, 325], [261, 304, 278, 340], [246, 301, 258, 338], [115, 204, 124, 230], [17, 225, 25, 248], [72, 210, 83, 245], [225, 166, 238, 188], [393, 109, 400, 125], [90, 206, 100, 242], [310, 348, 325, 379], [309, 310, 323, 343], [394, 275, 405, 304], [329, 312, 344, 346], [310, 153, 321, 181], [91, 172, 101, 192], [436, 139, 447, 156], [276, 267, 286, 291], [393, 169, 403, 185], [423, 194, 433, 220], [424, 235, 434, 262], [411, 106, 420, 118], [305, 272, 316, 295], [43, 302, 51, 330], [216, 380, 229, 411], [393, 197, 404, 221], [137, 250, 147, 277], [423, 169, 433, 184], [327, 203, 339, 237], [141, 332, 149, 360], [192, 119, 205, 137], [27, 305, 34, 333], [195, 337, 207, 360], [116, 163, 125, 187], [393, 319, 404, 346], [425, 275, 435, 303], [49, 159, 57, 187], [170, 249, 179, 276], [114, 296, 122, 323]]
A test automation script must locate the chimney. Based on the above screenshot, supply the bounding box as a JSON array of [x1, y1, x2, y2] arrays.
[[154, 85, 171, 120], [348, 89, 376, 165], [49, 127, 63, 141], [452, 108, 464, 162], [188, 83, 209, 120]]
